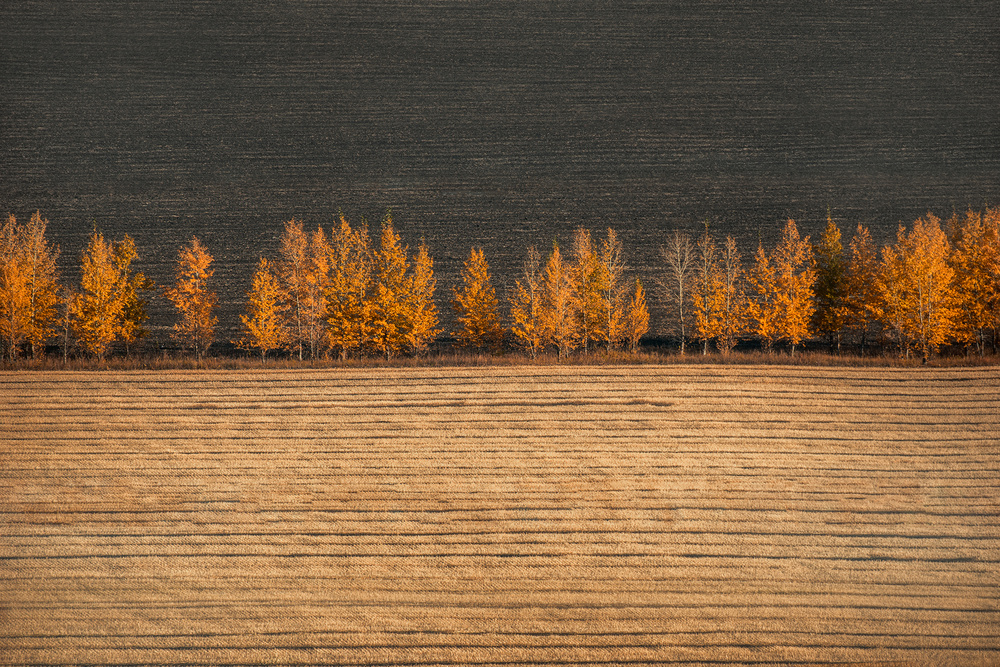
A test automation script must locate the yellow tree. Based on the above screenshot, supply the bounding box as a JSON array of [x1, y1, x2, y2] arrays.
[[114, 235, 154, 355], [948, 208, 1000, 355], [164, 236, 217, 360], [880, 214, 957, 361], [622, 278, 650, 353], [325, 214, 373, 361], [72, 230, 128, 359], [772, 219, 816, 355], [0, 215, 32, 360], [452, 247, 503, 351], [236, 257, 286, 362], [746, 242, 780, 352], [747, 220, 815, 354], [278, 219, 309, 360], [540, 242, 581, 358], [406, 239, 440, 356], [841, 224, 882, 353], [572, 227, 602, 353], [19, 211, 62, 357], [597, 228, 627, 350], [509, 245, 545, 358], [715, 236, 747, 355], [299, 226, 332, 359], [812, 213, 846, 350], [691, 228, 720, 354], [370, 215, 411, 359]]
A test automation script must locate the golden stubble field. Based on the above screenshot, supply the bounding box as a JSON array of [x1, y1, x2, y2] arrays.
[[1, 365, 998, 666]]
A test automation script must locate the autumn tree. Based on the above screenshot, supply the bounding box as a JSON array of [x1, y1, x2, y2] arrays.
[[713, 237, 747, 355], [879, 214, 957, 361], [369, 217, 408, 358], [0, 215, 32, 360], [405, 239, 440, 356], [572, 227, 602, 353], [19, 212, 62, 357], [661, 230, 696, 354], [114, 234, 154, 355], [622, 278, 650, 353], [948, 208, 1000, 355], [812, 213, 847, 350], [747, 241, 780, 352], [509, 245, 546, 358], [540, 242, 581, 358], [748, 219, 815, 354], [72, 230, 148, 360], [841, 224, 882, 353], [325, 215, 373, 361], [236, 257, 286, 362], [164, 236, 217, 360], [452, 247, 503, 351], [691, 229, 720, 354], [277, 219, 309, 360], [301, 226, 332, 359], [597, 228, 627, 350]]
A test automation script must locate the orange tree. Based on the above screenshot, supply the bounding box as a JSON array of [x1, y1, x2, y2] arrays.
[[948, 208, 1000, 355], [879, 214, 957, 361], [71, 230, 148, 360], [236, 257, 286, 362], [540, 242, 581, 358], [325, 214, 373, 361], [509, 245, 545, 358], [406, 239, 440, 356], [164, 236, 217, 360], [452, 247, 503, 351]]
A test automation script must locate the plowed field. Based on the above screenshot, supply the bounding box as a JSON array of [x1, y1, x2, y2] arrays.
[[2, 366, 998, 665]]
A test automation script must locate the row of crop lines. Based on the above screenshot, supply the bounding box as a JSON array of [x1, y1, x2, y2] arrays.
[[1, 366, 998, 664]]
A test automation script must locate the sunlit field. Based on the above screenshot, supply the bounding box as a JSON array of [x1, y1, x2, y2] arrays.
[[2, 366, 998, 665]]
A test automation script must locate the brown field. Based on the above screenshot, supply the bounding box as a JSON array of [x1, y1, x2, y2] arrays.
[[1, 365, 998, 666]]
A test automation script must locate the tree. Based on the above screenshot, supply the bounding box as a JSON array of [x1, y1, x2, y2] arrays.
[[405, 239, 440, 356], [114, 234, 154, 355], [842, 224, 882, 353], [0, 215, 32, 360], [597, 228, 627, 349], [236, 257, 286, 362], [691, 228, 720, 355], [301, 226, 332, 359], [812, 213, 847, 350], [572, 227, 602, 353], [509, 245, 545, 358], [879, 214, 957, 361], [20, 211, 61, 357], [452, 247, 503, 351], [370, 215, 412, 359], [748, 219, 815, 354], [622, 278, 649, 353], [948, 208, 1000, 355], [773, 219, 816, 354], [661, 230, 696, 354], [325, 214, 373, 361], [72, 230, 143, 360], [747, 241, 780, 352], [540, 242, 581, 358], [715, 236, 747, 355], [164, 236, 217, 360], [278, 219, 309, 360]]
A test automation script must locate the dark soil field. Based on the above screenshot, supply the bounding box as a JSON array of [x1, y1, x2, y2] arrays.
[[1, 365, 998, 665]]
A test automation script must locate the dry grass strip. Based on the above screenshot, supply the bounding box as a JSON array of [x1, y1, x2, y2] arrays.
[[1, 365, 998, 666]]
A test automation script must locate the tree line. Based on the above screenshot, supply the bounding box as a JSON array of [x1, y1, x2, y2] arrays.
[[1, 207, 998, 363], [661, 208, 1000, 361]]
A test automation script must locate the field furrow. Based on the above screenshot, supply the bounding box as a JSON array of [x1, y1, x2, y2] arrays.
[[1, 365, 998, 666]]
